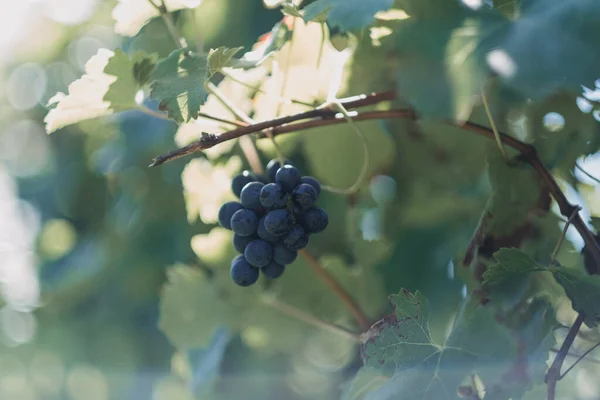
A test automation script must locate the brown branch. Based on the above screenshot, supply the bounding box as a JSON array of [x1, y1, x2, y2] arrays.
[[299, 249, 370, 331], [546, 313, 584, 400], [148, 91, 398, 167], [149, 91, 600, 275]]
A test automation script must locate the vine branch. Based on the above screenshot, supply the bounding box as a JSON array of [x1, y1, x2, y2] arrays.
[[149, 89, 600, 275], [261, 295, 361, 342], [546, 314, 585, 400], [299, 249, 370, 331]]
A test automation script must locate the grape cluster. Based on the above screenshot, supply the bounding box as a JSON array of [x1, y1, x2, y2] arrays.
[[218, 159, 328, 286]]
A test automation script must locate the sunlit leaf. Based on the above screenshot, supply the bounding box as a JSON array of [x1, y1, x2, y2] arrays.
[[44, 49, 158, 134], [104, 50, 158, 110], [207, 47, 244, 77], [150, 48, 209, 123], [112, 0, 203, 37], [302, 0, 394, 31], [227, 19, 294, 70], [181, 156, 241, 224]]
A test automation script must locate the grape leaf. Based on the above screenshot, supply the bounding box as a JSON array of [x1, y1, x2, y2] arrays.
[[389, 7, 503, 119], [302, 0, 394, 31], [207, 47, 243, 77], [227, 19, 293, 69], [480, 297, 556, 400], [496, 0, 600, 100], [550, 265, 600, 327], [44, 49, 156, 134], [150, 48, 209, 123], [182, 157, 241, 224], [104, 49, 158, 110], [112, 0, 202, 37], [159, 265, 243, 349], [361, 290, 553, 400], [482, 248, 547, 286], [281, 3, 302, 17], [486, 151, 543, 236], [342, 367, 389, 400]]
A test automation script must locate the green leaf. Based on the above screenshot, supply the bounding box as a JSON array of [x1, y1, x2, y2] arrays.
[[207, 46, 244, 77], [480, 296, 556, 400], [159, 265, 245, 349], [104, 49, 158, 111], [342, 367, 389, 400], [228, 20, 293, 69], [591, 217, 600, 233], [44, 48, 157, 133], [486, 151, 543, 236], [483, 248, 547, 286], [281, 3, 302, 17], [362, 290, 554, 400], [496, 0, 600, 100], [551, 265, 600, 327], [150, 48, 209, 123], [302, 0, 394, 31], [390, 8, 503, 119]]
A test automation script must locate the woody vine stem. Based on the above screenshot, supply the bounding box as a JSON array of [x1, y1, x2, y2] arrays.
[[149, 3, 600, 397]]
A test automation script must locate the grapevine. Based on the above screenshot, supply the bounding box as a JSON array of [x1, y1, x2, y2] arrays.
[[30, 1, 600, 400]]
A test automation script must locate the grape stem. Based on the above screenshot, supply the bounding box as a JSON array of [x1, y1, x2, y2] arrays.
[[150, 90, 600, 277], [299, 249, 370, 331], [261, 295, 361, 342]]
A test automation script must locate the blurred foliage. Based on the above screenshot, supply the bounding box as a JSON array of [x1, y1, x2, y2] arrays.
[[1, 0, 600, 400]]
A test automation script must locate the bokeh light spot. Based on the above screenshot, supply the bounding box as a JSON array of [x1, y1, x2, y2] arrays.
[[543, 112, 565, 132], [39, 219, 77, 260]]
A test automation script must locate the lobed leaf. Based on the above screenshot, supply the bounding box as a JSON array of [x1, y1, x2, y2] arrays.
[[359, 289, 554, 400], [207, 47, 244, 77], [44, 49, 156, 134], [150, 48, 209, 123], [551, 266, 600, 327], [483, 248, 547, 286]]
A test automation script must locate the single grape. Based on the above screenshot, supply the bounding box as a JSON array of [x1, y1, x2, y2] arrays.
[[300, 176, 321, 196], [259, 183, 288, 209], [240, 181, 266, 214], [230, 255, 259, 286], [266, 159, 291, 182], [230, 209, 258, 236], [233, 234, 257, 253], [261, 261, 285, 279], [301, 207, 329, 233], [231, 171, 257, 198], [218, 201, 243, 230], [264, 209, 294, 236], [283, 225, 309, 250], [272, 242, 297, 265], [244, 239, 273, 268], [292, 183, 317, 210], [257, 216, 279, 243], [275, 165, 301, 192]]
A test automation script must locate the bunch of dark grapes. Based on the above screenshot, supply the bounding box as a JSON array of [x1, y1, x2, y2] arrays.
[[218, 159, 328, 286]]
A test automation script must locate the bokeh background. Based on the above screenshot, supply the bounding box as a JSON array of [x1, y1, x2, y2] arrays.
[[1, 1, 600, 400], [0, 1, 282, 399]]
